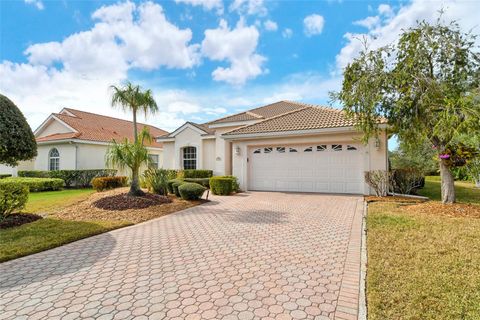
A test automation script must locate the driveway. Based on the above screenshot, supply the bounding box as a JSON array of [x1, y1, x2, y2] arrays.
[[0, 192, 364, 320]]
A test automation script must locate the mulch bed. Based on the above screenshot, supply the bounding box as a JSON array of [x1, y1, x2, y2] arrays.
[[0, 213, 43, 229], [54, 187, 206, 224], [365, 195, 426, 204], [93, 193, 171, 211], [401, 201, 480, 218]]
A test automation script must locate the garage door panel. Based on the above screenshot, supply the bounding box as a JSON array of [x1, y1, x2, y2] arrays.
[[249, 144, 363, 194]]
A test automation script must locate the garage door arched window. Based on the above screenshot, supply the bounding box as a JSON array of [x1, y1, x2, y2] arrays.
[[182, 146, 197, 169], [48, 148, 60, 171]]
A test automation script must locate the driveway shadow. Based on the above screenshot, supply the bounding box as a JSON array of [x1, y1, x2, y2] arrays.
[[0, 231, 116, 289]]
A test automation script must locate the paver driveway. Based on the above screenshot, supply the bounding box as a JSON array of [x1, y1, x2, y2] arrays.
[[0, 192, 364, 320]]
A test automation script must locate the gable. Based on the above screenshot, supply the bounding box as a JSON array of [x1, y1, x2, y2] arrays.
[[36, 117, 75, 138]]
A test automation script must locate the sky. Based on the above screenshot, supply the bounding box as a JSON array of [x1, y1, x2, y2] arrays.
[[1, 0, 479, 150]]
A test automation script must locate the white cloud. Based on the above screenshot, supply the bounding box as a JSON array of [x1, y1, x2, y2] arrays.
[[282, 28, 293, 39], [229, 0, 267, 16], [336, 0, 480, 70], [303, 14, 325, 37], [24, 0, 44, 10], [264, 20, 278, 31], [174, 0, 223, 14], [201, 19, 266, 85], [353, 15, 380, 29]]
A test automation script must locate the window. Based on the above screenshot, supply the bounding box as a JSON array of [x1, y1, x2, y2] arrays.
[[253, 148, 261, 154], [182, 147, 197, 169], [276, 147, 285, 153], [316, 145, 327, 151], [149, 154, 159, 168], [347, 145, 357, 151], [289, 147, 298, 153], [332, 144, 343, 151], [264, 147, 273, 153], [304, 147, 313, 152], [48, 148, 60, 171]]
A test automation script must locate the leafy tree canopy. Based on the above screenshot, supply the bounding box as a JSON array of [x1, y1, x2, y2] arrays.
[[0, 94, 37, 166]]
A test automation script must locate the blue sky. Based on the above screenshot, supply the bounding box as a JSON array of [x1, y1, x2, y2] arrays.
[[1, 0, 478, 151]]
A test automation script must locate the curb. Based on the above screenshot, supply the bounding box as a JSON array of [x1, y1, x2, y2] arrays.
[[358, 201, 368, 320]]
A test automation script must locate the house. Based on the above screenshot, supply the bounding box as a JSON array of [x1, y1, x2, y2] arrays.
[[157, 101, 388, 195], [8, 108, 167, 174]]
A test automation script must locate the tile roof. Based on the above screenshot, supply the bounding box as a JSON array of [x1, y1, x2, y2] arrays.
[[223, 103, 361, 136], [208, 101, 307, 124], [38, 108, 167, 148]]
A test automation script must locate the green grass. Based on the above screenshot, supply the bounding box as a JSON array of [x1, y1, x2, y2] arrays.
[[0, 218, 131, 262], [24, 188, 95, 213], [418, 176, 480, 204], [367, 202, 480, 319]]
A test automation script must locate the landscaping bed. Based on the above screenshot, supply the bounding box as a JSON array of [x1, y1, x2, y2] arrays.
[[93, 193, 171, 210], [0, 213, 43, 229], [54, 187, 205, 224]]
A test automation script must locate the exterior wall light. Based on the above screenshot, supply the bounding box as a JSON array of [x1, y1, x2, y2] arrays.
[[235, 146, 241, 155], [374, 137, 380, 150]]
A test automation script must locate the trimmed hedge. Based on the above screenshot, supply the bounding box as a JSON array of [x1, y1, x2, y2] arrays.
[[178, 182, 206, 200], [2, 177, 64, 192], [91, 176, 127, 192], [182, 170, 213, 179], [0, 174, 12, 179], [167, 179, 183, 194], [17, 169, 117, 187], [0, 180, 29, 219], [210, 177, 233, 195], [172, 181, 184, 197], [184, 178, 210, 188]]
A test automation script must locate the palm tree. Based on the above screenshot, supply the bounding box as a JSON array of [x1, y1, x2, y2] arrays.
[[106, 128, 152, 196], [110, 82, 158, 144], [109, 82, 158, 196]]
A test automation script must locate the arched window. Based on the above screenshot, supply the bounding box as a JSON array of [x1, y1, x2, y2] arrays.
[[182, 147, 197, 169], [49, 148, 60, 171]]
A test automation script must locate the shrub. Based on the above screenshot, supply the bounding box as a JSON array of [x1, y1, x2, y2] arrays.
[[2, 177, 64, 192], [391, 168, 424, 195], [210, 177, 234, 195], [0, 181, 29, 220], [143, 168, 169, 195], [178, 182, 206, 200], [182, 170, 213, 179], [172, 181, 184, 197], [165, 169, 179, 180], [364, 170, 392, 197], [184, 178, 210, 188], [167, 179, 183, 194], [0, 174, 12, 179], [17, 169, 117, 187], [91, 176, 127, 192]]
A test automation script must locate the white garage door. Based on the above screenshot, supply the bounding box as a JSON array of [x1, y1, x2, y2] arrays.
[[249, 143, 364, 194]]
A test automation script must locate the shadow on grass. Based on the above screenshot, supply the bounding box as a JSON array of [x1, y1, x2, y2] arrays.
[[0, 219, 120, 288]]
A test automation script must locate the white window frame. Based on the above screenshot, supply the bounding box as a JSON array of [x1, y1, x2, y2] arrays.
[[148, 154, 159, 168], [48, 148, 60, 171], [182, 147, 197, 169]]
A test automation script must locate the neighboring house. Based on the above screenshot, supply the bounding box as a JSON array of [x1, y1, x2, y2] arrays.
[[4, 108, 167, 175], [157, 101, 388, 195]]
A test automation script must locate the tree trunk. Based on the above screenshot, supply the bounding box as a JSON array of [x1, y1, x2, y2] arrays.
[[128, 168, 145, 197], [439, 160, 455, 203], [132, 110, 138, 144]]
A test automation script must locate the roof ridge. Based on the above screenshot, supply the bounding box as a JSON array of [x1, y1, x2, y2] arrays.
[[224, 105, 312, 135], [281, 100, 344, 113], [245, 111, 264, 119], [61, 108, 166, 132]]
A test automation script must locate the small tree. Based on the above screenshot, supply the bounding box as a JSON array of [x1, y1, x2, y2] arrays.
[[332, 19, 480, 203], [109, 82, 158, 196], [0, 94, 37, 166], [106, 128, 152, 196]]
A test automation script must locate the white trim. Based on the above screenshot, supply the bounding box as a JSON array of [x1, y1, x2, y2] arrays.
[[34, 114, 78, 136], [167, 123, 208, 137], [156, 137, 175, 142], [59, 108, 76, 117], [222, 126, 360, 140], [208, 120, 260, 129], [201, 135, 216, 139], [37, 138, 162, 150]]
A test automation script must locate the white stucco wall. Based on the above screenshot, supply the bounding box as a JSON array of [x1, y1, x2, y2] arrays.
[[34, 143, 77, 170], [36, 119, 73, 137], [202, 139, 216, 172], [230, 130, 388, 195]]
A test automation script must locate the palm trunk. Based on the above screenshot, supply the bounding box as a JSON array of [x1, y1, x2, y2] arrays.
[[439, 160, 455, 204], [132, 110, 138, 144], [129, 167, 144, 196]]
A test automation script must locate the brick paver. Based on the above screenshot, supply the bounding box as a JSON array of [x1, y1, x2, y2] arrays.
[[0, 192, 363, 319]]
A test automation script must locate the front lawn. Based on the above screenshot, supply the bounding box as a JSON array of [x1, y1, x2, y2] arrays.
[[367, 177, 480, 319], [0, 218, 130, 262], [418, 176, 479, 204], [24, 188, 95, 213]]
